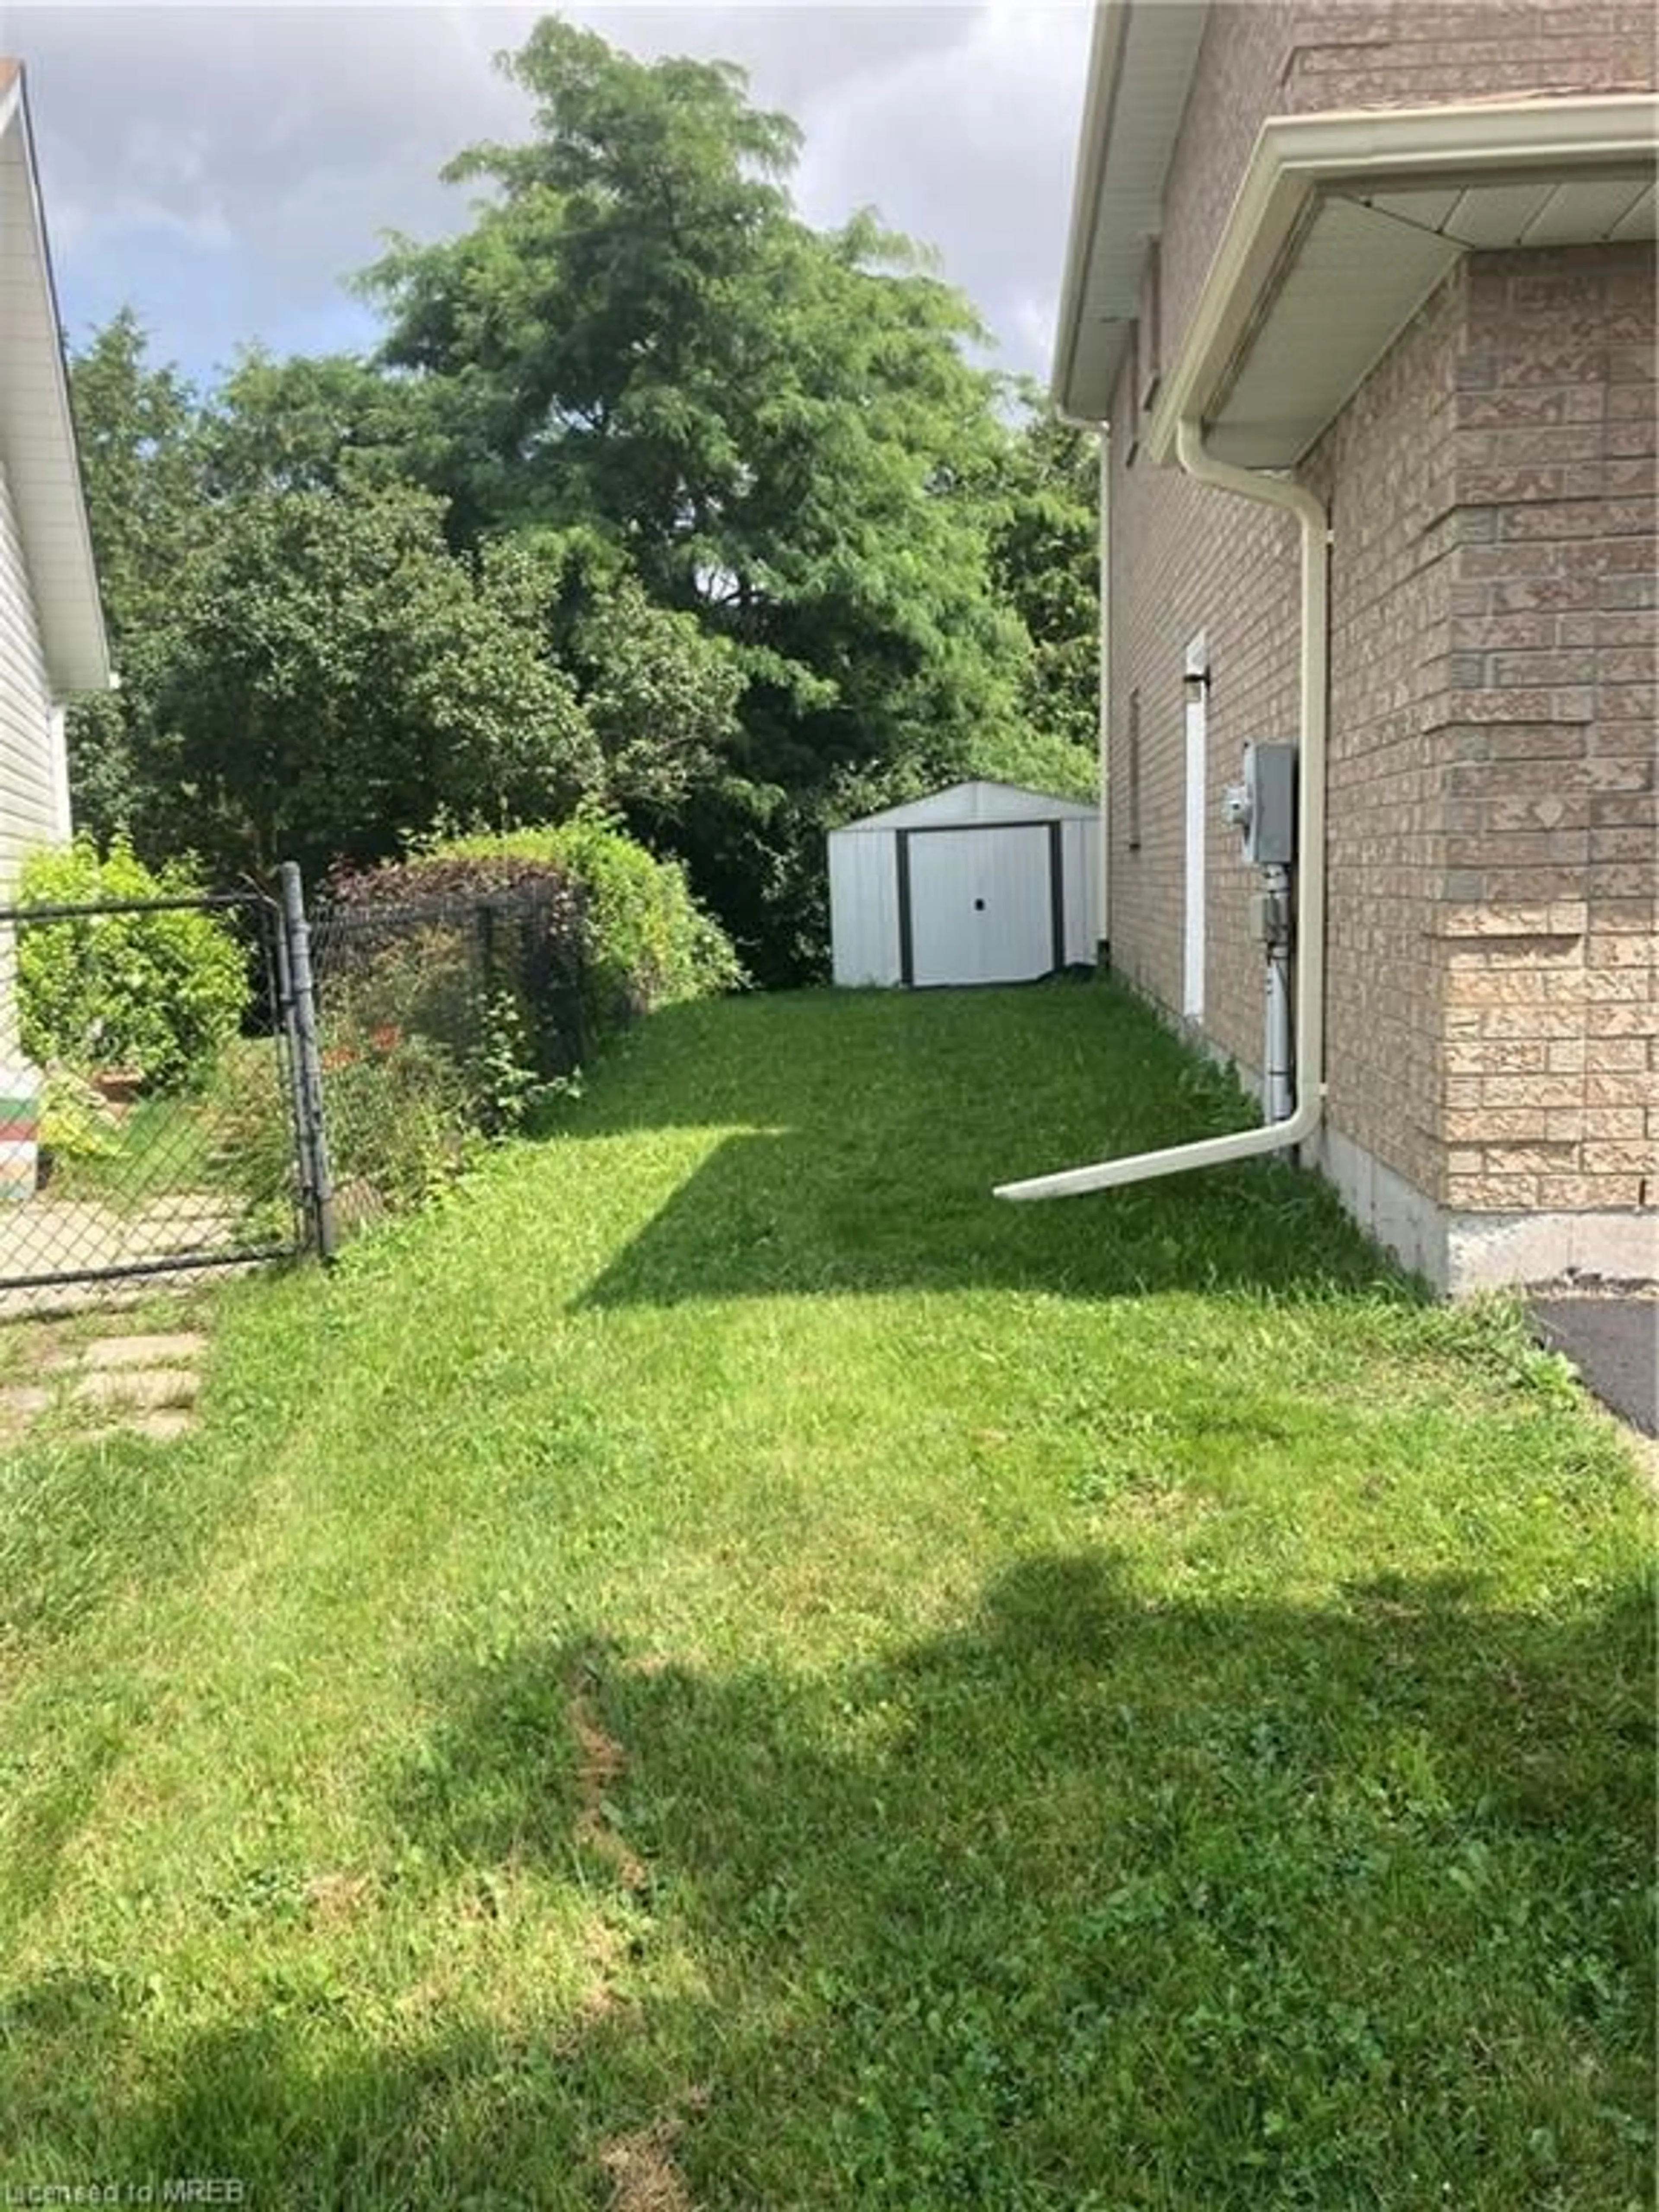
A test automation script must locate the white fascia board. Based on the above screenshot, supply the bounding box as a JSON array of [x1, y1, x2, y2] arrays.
[[1146, 94, 1659, 469], [0, 77, 111, 695], [1050, 3, 1210, 422], [1050, 5, 1130, 420]]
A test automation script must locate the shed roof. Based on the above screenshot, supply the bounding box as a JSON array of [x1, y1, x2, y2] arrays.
[[0, 60, 110, 694], [832, 780, 1098, 836]]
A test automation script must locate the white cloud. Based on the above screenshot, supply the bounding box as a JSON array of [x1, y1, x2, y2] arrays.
[[6, 2, 1091, 389]]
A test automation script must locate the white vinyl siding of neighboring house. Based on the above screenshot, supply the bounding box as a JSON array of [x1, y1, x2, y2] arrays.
[[0, 451, 66, 897]]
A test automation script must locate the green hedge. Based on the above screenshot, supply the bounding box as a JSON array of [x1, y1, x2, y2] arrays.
[[305, 818, 741, 1232], [428, 819, 745, 1043], [14, 836, 250, 1093]]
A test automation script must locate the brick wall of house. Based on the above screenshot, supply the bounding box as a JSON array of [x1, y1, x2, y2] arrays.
[[1300, 267, 1469, 1207], [1098, 2, 1655, 1266], [1107, 237, 1654, 1242], [1104, 350, 1299, 1073], [1160, 2, 1656, 377], [1432, 243, 1656, 1220], [1107, 256, 1472, 1178]]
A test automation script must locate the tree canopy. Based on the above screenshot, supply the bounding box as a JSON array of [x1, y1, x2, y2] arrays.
[[65, 17, 1097, 980]]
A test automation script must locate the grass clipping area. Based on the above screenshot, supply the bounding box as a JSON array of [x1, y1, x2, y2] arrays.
[[0, 981, 1651, 2211]]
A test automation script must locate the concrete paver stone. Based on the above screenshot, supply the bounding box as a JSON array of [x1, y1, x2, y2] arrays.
[[80, 1333, 210, 1370], [73, 1367, 201, 1413]]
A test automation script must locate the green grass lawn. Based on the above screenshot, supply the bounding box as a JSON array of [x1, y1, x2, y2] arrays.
[[0, 980, 1650, 2210]]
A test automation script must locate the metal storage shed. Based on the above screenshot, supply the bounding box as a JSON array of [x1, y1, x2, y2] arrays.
[[828, 780, 1100, 988]]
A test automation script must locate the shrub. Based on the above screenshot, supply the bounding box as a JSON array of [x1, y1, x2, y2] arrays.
[[204, 1024, 478, 1239], [37, 1067, 122, 1165], [431, 817, 745, 1045], [319, 858, 590, 1099], [299, 820, 739, 1238], [319, 1029, 479, 1213], [15, 836, 251, 1093], [200, 1038, 301, 1243]]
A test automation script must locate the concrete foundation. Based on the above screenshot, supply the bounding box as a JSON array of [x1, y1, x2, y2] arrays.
[[1309, 1121, 1658, 1294]]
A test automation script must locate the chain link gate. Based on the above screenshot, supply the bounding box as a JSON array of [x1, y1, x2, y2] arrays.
[[0, 875, 330, 1308]]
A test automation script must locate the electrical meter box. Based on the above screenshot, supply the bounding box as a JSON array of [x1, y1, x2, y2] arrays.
[[1224, 742, 1297, 865]]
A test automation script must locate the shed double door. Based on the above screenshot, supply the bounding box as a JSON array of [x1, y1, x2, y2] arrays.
[[905, 824, 1057, 987]]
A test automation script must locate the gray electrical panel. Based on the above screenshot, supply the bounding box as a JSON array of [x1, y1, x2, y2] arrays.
[[1221, 743, 1297, 865]]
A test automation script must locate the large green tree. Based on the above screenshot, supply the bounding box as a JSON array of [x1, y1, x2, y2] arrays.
[[64, 311, 201, 845], [195, 348, 439, 503], [985, 392, 1100, 778], [63, 25, 1097, 982], [152, 482, 601, 880], [65, 315, 752, 887], [482, 526, 745, 832], [361, 19, 1046, 976]]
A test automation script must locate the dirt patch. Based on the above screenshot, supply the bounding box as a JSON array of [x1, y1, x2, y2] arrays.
[[575, 1919, 627, 2020], [598, 2116, 694, 2212], [0, 1383, 55, 1438], [302, 1871, 376, 1926], [567, 1659, 650, 1894]]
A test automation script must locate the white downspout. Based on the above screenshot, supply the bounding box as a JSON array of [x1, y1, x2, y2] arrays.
[[996, 416, 1329, 1201], [1095, 424, 1111, 953]]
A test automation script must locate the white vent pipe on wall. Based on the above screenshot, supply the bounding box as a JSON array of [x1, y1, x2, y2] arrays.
[[995, 417, 1330, 1202]]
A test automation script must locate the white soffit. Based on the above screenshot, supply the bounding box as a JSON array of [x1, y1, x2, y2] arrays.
[[1204, 198, 1459, 467], [0, 67, 109, 694], [1052, 2, 1210, 423], [1367, 170, 1655, 248], [1148, 97, 1659, 471]]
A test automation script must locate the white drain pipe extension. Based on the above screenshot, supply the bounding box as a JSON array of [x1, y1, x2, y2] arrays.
[[996, 417, 1329, 1201]]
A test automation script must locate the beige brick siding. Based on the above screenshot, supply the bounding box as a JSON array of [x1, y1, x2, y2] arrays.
[[1106, 234, 1654, 1227], [1432, 243, 1656, 1215], [1301, 268, 1469, 1206], [1100, 0, 1656, 1256], [1160, 3, 1657, 375], [1106, 381, 1298, 1066]]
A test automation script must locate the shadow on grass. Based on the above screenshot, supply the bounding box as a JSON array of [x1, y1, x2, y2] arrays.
[[11, 1552, 1650, 2208], [557, 984, 1416, 1308]]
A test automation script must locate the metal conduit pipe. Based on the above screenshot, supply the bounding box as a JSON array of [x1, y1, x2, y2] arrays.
[[1262, 862, 1294, 1128], [995, 416, 1330, 1202]]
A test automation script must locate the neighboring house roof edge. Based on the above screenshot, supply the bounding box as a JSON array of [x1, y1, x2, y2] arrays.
[[0, 60, 111, 696]]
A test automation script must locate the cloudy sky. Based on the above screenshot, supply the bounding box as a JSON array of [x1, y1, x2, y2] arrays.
[[4, 3, 1094, 396]]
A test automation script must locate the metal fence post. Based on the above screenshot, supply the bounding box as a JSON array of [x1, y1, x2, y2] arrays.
[[278, 862, 338, 1262]]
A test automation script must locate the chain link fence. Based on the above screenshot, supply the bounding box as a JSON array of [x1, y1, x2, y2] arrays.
[[0, 863, 630, 1308], [305, 878, 590, 1241], [0, 889, 306, 1311]]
